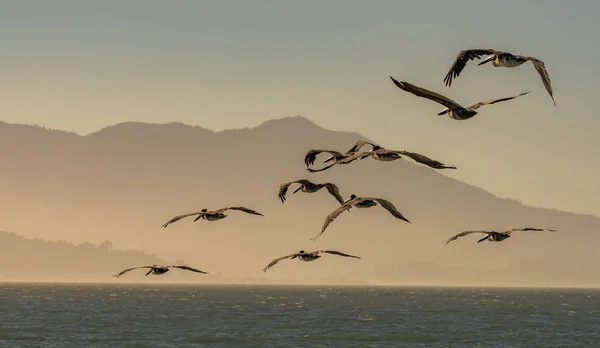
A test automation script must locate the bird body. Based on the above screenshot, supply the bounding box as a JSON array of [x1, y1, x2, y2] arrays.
[[112, 264, 209, 278], [358, 145, 457, 169], [312, 194, 410, 241], [278, 179, 345, 204], [390, 77, 531, 120], [445, 227, 557, 244], [443, 49, 556, 106], [262, 249, 361, 272], [162, 206, 264, 228]]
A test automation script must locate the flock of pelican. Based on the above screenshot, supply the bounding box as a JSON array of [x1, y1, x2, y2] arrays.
[[112, 48, 558, 279]]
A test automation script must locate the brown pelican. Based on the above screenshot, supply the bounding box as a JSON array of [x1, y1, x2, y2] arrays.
[[443, 49, 556, 107], [323, 140, 377, 163], [445, 227, 557, 244], [312, 194, 410, 241], [162, 206, 264, 228], [262, 249, 361, 272], [390, 77, 531, 120], [278, 179, 345, 204], [359, 145, 457, 169], [112, 264, 209, 278], [304, 149, 365, 173]]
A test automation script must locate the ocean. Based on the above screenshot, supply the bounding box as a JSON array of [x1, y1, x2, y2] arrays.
[[0, 283, 598, 347]]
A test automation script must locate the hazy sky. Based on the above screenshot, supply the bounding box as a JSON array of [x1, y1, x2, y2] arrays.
[[1, 0, 599, 216]]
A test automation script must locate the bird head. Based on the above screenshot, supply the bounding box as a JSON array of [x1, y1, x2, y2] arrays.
[[201, 209, 208, 212], [342, 194, 356, 205], [299, 250, 305, 254]]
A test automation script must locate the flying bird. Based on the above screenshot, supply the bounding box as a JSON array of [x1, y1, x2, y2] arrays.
[[262, 249, 361, 272], [112, 264, 209, 278], [312, 194, 410, 241], [390, 77, 531, 120], [278, 179, 345, 204], [359, 145, 457, 169], [162, 206, 264, 228], [304, 149, 365, 173], [445, 227, 557, 244], [443, 49, 556, 106], [323, 140, 377, 163]]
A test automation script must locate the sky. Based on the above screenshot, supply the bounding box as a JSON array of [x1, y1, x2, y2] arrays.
[[1, 0, 599, 216]]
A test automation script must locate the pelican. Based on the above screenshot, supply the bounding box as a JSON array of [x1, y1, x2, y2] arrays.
[[262, 249, 361, 272], [443, 49, 556, 106], [112, 264, 209, 278], [323, 140, 377, 163], [162, 206, 264, 228], [445, 227, 557, 244], [359, 145, 457, 169], [312, 194, 410, 241], [390, 77, 531, 120], [278, 179, 345, 204], [304, 149, 364, 173]]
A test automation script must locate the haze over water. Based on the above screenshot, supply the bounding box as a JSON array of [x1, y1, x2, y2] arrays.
[[1, 283, 598, 347]]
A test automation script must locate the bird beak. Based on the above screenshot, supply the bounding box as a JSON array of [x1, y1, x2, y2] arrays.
[[323, 156, 333, 163], [293, 186, 302, 194], [437, 108, 450, 116], [478, 56, 494, 66]]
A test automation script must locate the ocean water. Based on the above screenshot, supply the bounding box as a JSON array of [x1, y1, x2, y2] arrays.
[[0, 284, 598, 347]]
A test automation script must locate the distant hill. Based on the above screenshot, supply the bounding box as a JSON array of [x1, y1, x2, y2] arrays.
[[0, 116, 599, 287], [0, 231, 167, 282]]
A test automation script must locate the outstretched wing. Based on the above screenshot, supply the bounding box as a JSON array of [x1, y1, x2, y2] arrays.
[[520, 56, 556, 107], [217, 206, 264, 216], [443, 49, 497, 87], [162, 212, 206, 228], [445, 230, 490, 244], [390, 77, 464, 110], [346, 140, 377, 154], [305, 149, 343, 167], [112, 266, 152, 278], [262, 253, 298, 272], [312, 203, 355, 241], [505, 227, 557, 235], [369, 198, 411, 223], [323, 183, 345, 205], [319, 250, 361, 259], [468, 90, 532, 110], [168, 265, 209, 274], [398, 151, 456, 169]]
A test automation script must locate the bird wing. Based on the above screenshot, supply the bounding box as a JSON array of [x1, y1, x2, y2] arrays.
[[397, 151, 456, 169], [112, 266, 152, 278], [311, 202, 355, 241], [445, 230, 490, 244], [443, 49, 497, 87], [305, 149, 343, 167], [519, 56, 557, 107], [323, 183, 345, 205], [217, 206, 264, 216], [318, 250, 361, 259], [467, 90, 532, 110], [162, 212, 206, 228], [505, 227, 557, 235], [168, 265, 209, 274], [262, 253, 298, 272], [346, 140, 377, 154], [369, 198, 411, 223], [390, 77, 464, 110]]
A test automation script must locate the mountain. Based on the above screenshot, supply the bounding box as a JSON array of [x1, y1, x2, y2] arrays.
[[0, 116, 598, 287]]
